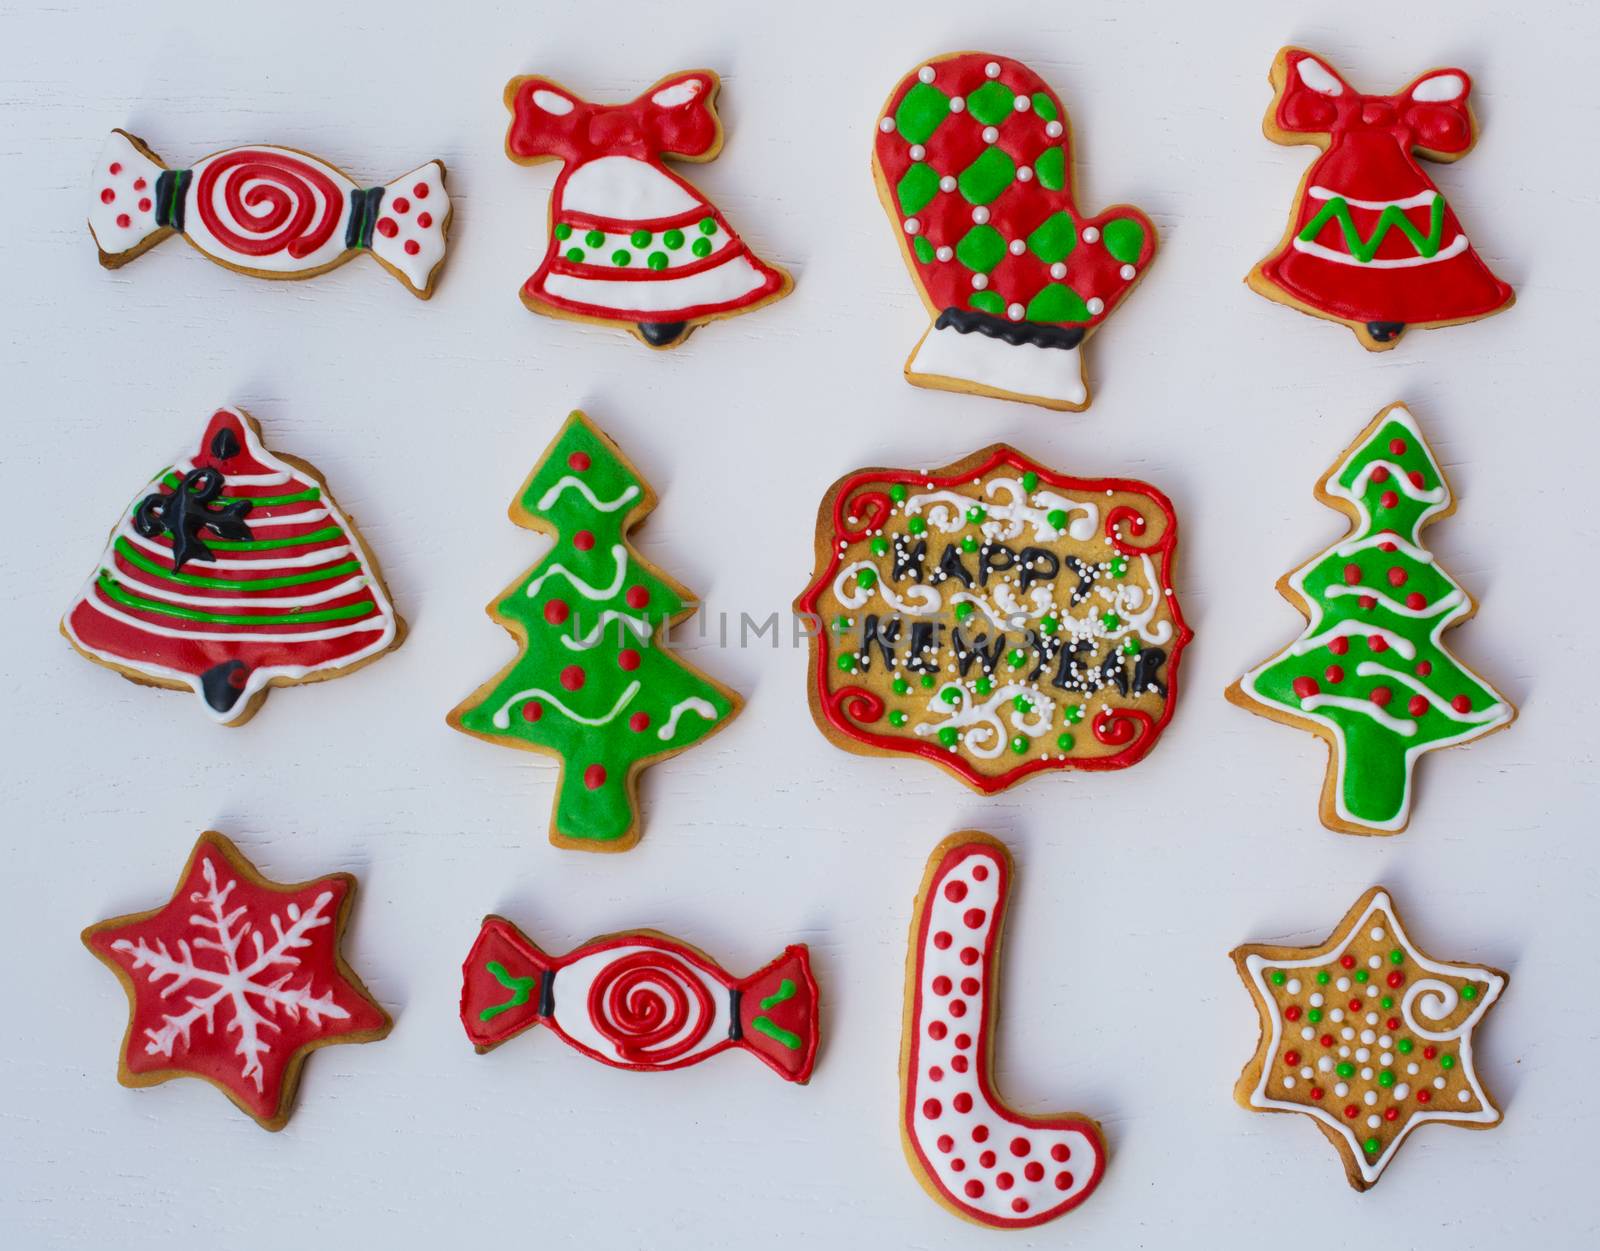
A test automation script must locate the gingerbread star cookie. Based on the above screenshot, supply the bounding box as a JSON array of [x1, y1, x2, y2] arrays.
[[1231, 886, 1506, 1189], [83, 832, 391, 1130]]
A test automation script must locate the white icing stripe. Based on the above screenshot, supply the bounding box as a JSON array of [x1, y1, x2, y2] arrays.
[[80, 591, 388, 644], [1344, 460, 1446, 504], [174, 461, 292, 487], [1327, 584, 1465, 618], [1335, 532, 1433, 563], [489, 679, 640, 729], [1354, 661, 1509, 724], [1307, 186, 1439, 211], [238, 508, 331, 528], [544, 943, 728, 1064], [559, 610, 652, 650], [537, 477, 641, 513], [1290, 620, 1417, 661], [526, 544, 628, 600], [542, 252, 767, 314], [119, 524, 353, 571], [1300, 692, 1418, 736], [1293, 233, 1469, 268], [832, 561, 941, 616], [914, 684, 1053, 759], [657, 697, 718, 740], [102, 569, 369, 610]]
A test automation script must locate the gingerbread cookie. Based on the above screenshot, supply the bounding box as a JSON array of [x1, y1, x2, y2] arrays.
[[504, 70, 791, 349], [1227, 403, 1514, 834], [900, 833, 1106, 1227], [1231, 886, 1507, 1189], [1246, 48, 1513, 350], [61, 407, 403, 725], [462, 916, 818, 1083], [872, 53, 1157, 410], [88, 130, 450, 297], [795, 443, 1189, 791], [448, 411, 741, 852], [82, 831, 391, 1131]]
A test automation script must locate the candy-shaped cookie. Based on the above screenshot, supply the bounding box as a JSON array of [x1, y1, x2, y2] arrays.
[[462, 916, 818, 1083], [61, 407, 403, 725], [796, 443, 1189, 791], [88, 130, 451, 297], [447, 411, 741, 851], [872, 53, 1157, 410], [82, 831, 391, 1131], [1231, 886, 1507, 1189], [1227, 403, 1514, 833], [900, 833, 1106, 1227], [1246, 49, 1513, 349], [504, 70, 791, 348]]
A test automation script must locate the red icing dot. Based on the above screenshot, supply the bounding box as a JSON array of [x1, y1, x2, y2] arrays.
[[959, 947, 979, 966], [1387, 1018, 1400, 1031], [960, 977, 979, 995], [1387, 568, 1408, 587], [376, 217, 398, 238], [100, 188, 115, 204], [1050, 1143, 1071, 1162], [618, 649, 641, 671], [1369, 634, 1389, 653], [133, 177, 147, 190], [625, 586, 650, 609], [417, 211, 433, 228], [137, 198, 151, 212], [972, 1125, 989, 1143], [1284, 1050, 1301, 1066], [996, 1172, 1014, 1190], [1380, 491, 1400, 510], [923, 1099, 942, 1119], [109, 162, 122, 174], [971, 864, 988, 881], [944, 881, 967, 903], [1054, 1172, 1074, 1191], [1405, 592, 1427, 610], [571, 530, 595, 552], [1359, 595, 1377, 610], [559, 665, 585, 691], [952, 1093, 973, 1114], [568, 451, 591, 471], [1010, 1137, 1031, 1157], [1416, 661, 1433, 677], [1284, 1005, 1302, 1022], [954, 1034, 971, 1050], [1390, 438, 1408, 455], [951, 1055, 969, 1073], [1417, 1090, 1432, 1104], [521, 700, 543, 722], [928, 1021, 948, 1040], [1024, 1162, 1045, 1183], [1012, 1199, 1029, 1214], [933, 931, 952, 950], [932, 975, 952, 995], [1320, 1034, 1334, 1047], [393, 197, 411, 214], [1409, 471, 1426, 489], [1370, 687, 1392, 707], [963, 908, 986, 929], [628, 712, 650, 732], [1325, 665, 1344, 684], [1384, 1107, 1399, 1121], [544, 599, 570, 624], [950, 1158, 965, 1172], [949, 1000, 967, 1018], [928, 1067, 944, 1082], [116, 213, 131, 228], [1344, 1104, 1359, 1119], [1387, 970, 1405, 988], [1340, 955, 1356, 969], [583, 764, 606, 789], [936, 1134, 953, 1152], [1342, 563, 1362, 585], [1423, 1046, 1438, 1060], [964, 1180, 985, 1199], [1328, 636, 1350, 655], [1379, 540, 1397, 553], [1452, 694, 1472, 713], [404, 240, 420, 256], [1292, 676, 1319, 699], [1310, 1087, 1324, 1100], [1370, 466, 1391, 483], [1408, 695, 1428, 717], [413, 181, 430, 198], [978, 1152, 996, 1169]]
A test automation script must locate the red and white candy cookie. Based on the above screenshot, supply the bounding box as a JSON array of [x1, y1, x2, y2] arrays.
[[900, 832, 1106, 1228]]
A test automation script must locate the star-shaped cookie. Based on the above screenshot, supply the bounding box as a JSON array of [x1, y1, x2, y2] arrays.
[[1230, 886, 1506, 1189], [82, 832, 391, 1130]]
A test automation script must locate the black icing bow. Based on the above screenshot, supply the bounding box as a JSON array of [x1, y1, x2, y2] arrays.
[[133, 466, 253, 571]]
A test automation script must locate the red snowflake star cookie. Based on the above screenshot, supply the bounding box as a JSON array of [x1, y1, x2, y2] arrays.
[[82, 832, 391, 1130], [1231, 886, 1506, 1189]]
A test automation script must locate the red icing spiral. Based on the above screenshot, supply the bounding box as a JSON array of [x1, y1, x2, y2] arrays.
[[194, 150, 343, 260], [1105, 505, 1153, 556], [829, 684, 886, 723], [835, 490, 892, 542], [586, 951, 713, 1064], [1093, 706, 1153, 747]]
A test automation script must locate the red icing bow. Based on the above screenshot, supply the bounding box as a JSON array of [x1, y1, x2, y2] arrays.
[[1274, 49, 1475, 155], [505, 70, 721, 165]]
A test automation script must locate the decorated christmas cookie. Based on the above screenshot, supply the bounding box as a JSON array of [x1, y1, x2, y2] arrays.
[[1231, 886, 1507, 1190], [872, 53, 1158, 411], [82, 831, 391, 1131], [504, 70, 791, 349], [88, 130, 451, 297], [448, 411, 741, 852], [462, 916, 818, 1083], [795, 443, 1189, 791], [1246, 48, 1514, 350], [900, 833, 1106, 1227], [61, 407, 403, 725], [1227, 403, 1514, 834]]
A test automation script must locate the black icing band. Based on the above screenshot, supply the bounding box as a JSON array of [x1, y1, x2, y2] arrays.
[[154, 169, 192, 233], [935, 307, 1086, 351], [345, 186, 385, 250], [727, 989, 743, 1041], [538, 967, 556, 1018]]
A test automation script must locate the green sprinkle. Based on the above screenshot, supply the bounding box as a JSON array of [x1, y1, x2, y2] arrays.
[[691, 237, 712, 258], [1460, 984, 1477, 1001], [1110, 556, 1129, 578], [611, 249, 632, 266], [1056, 733, 1074, 751], [941, 686, 961, 704], [1101, 613, 1120, 630], [1390, 949, 1405, 965], [888, 710, 908, 727], [585, 229, 605, 248], [892, 678, 910, 695], [1397, 1039, 1413, 1055], [962, 535, 977, 553], [1355, 970, 1369, 984], [870, 537, 888, 556], [907, 517, 926, 535], [1270, 971, 1286, 986], [938, 727, 959, 747], [920, 674, 935, 689], [1040, 616, 1059, 635], [889, 484, 908, 502], [647, 251, 669, 271], [1336, 1062, 1355, 1079], [1378, 1069, 1396, 1088], [663, 229, 685, 250], [630, 229, 652, 247], [836, 654, 856, 673], [833, 615, 851, 632], [565, 247, 585, 263], [974, 677, 992, 696], [1317, 971, 1330, 985], [857, 568, 877, 589], [698, 216, 717, 235], [1064, 704, 1085, 724], [1363, 1137, 1380, 1156], [1012, 695, 1031, 713], [1021, 471, 1039, 492], [1010, 736, 1028, 755], [1122, 638, 1141, 655], [966, 506, 987, 524], [1381, 996, 1394, 1010], [553, 223, 572, 240], [1008, 649, 1026, 668], [954, 602, 973, 621], [1440, 1054, 1455, 1070], [1046, 508, 1067, 529], [1307, 1008, 1323, 1023]]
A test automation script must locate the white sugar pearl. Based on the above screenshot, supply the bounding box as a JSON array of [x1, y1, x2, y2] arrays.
[[950, 96, 965, 112], [1458, 1090, 1470, 1103], [1366, 1013, 1379, 1025], [904, 218, 920, 235], [1367, 1115, 1381, 1128], [1379, 1036, 1392, 1048], [972, 207, 990, 224], [1013, 95, 1030, 111], [1338, 1046, 1351, 1058], [936, 245, 953, 261], [1049, 262, 1067, 279], [1008, 239, 1025, 255], [909, 144, 926, 160], [1083, 226, 1101, 244], [1318, 1057, 1334, 1073], [1394, 1083, 1409, 1099], [1300, 1027, 1315, 1041], [1369, 955, 1382, 969], [1407, 1063, 1420, 1076], [1045, 120, 1063, 137], [1434, 1077, 1446, 1089], [971, 273, 988, 290], [1286, 979, 1301, 994], [1380, 1052, 1394, 1065], [1363, 1089, 1377, 1104], [1370, 928, 1386, 941], [1086, 297, 1104, 315], [1309, 993, 1325, 1007], [1006, 303, 1024, 320], [1366, 985, 1379, 997], [919, 66, 936, 83], [1361, 1030, 1376, 1045], [982, 126, 999, 143], [879, 117, 895, 133], [1300, 1067, 1313, 1080], [1120, 263, 1136, 280], [984, 61, 1001, 78], [939, 175, 957, 192], [1017, 166, 1033, 181], [1356, 1048, 1371, 1062], [1282, 1076, 1296, 1089], [1361, 1068, 1374, 1081], [1337, 978, 1351, 992], [1335, 1083, 1349, 1097]]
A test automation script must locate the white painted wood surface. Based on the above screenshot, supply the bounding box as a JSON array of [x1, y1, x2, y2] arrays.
[[2, 1, 1594, 1247]]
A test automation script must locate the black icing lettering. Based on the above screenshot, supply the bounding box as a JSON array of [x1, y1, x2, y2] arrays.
[[953, 628, 1007, 677], [1016, 547, 1060, 592], [978, 543, 1016, 586], [893, 537, 927, 583], [861, 614, 901, 669], [937, 543, 974, 588], [1131, 647, 1169, 698]]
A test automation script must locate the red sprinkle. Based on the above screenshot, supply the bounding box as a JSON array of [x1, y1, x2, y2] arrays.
[[1284, 1006, 1302, 1022], [1340, 955, 1356, 969], [1349, 999, 1363, 1012], [1284, 1050, 1301, 1066], [1344, 1104, 1359, 1119], [1387, 1018, 1400, 1030], [1387, 971, 1405, 988], [1423, 1046, 1438, 1060], [1384, 1107, 1399, 1121], [1417, 1090, 1432, 1104], [1310, 1087, 1324, 1100], [1320, 1034, 1334, 1047], [583, 764, 606, 789]]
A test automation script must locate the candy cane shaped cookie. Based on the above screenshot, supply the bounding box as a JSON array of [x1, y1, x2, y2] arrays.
[[900, 832, 1106, 1228]]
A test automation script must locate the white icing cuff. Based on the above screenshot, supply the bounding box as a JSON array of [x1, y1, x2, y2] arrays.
[[908, 318, 1087, 408]]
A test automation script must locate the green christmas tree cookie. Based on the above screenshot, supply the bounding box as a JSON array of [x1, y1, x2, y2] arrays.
[[448, 412, 741, 852], [1227, 403, 1514, 834]]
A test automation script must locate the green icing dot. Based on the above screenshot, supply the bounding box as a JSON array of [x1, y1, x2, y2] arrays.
[[553, 223, 572, 240], [1034, 145, 1066, 191], [857, 568, 877, 589], [897, 162, 940, 215], [698, 216, 717, 235], [956, 223, 1006, 273], [1397, 1038, 1414, 1055], [1013, 695, 1032, 713], [966, 79, 1016, 125], [940, 686, 961, 704], [1317, 971, 1330, 985], [585, 229, 605, 248], [1008, 649, 1027, 668], [1363, 1137, 1380, 1156], [565, 247, 585, 263], [870, 537, 888, 556], [1270, 970, 1286, 986], [961, 535, 978, 553], [920, 673, 935, 689], [912, 235, 936, 264], [630, 229, 652, 247], [957, 146, 1017, 206], [611, 249, 632, 266], [892, 678, 909, 695], [966, 506, 987, 524], [1389, 949, 1405, 965], [1009, 735, 1028, 755], [1026, 283, 1092, 323], [691, 238, 712, 258], [1046, 508, 1067, 529], [1440, 1054, 1456, 1070], [907, 517, 927, 535], [1102, 217, 1146, 264], [836, 654, 856, 673], [1056, 733, 1074, 751], [1307, 1008, 1323, 1023], [1354, 969, 1369, 984], [954, 602, 974, 621], [970, 290, 1005, 316], [938, 727, 959, 747], [1026, 211, 1077, 264], [1378, 1069, 1396, 1088], [889, 484, 908, 502], [1031, 92, 1059, 122], [974, 677, 993, 696], [647, 252, 669, 271], [663, 229, 685, 250], [1021, 472, 1039, 492], [1460, 984, 1477, 1001], [888, 710, 908, 727], [1336, 1062, 1355, 1078]]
